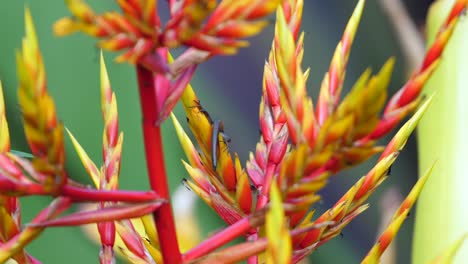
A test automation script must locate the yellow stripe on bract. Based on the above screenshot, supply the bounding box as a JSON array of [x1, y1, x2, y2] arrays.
[[174, 207, 203, 252], [260, 0, 283, 15], [235, 155, 252, 214], [100, 51, 112, 116], [332, 0, 366, 75], [107, 132, 123, 188], [66, 128, 100, 187], [362, 209, 408, 264], [0, 206, 17, 238], [334, 178, 363, 217], [345, 0, 365, 46], [318, 0, 365, 123], [369, 58, 394, 97], [362, 164, 434, 263], [65, 0, 95, 21], [180, 87, 213, 160], [290, 0, 304, 28], [99, 53, 122, 189], [140, 214, 158, 247], [216, 137, 236, 190], [23, 8, 39, 63], [18, 8, 65, 180], [142, 0, 156, 24], [391, 163, 434, 222], [327, 59, 393, 145], [362, 249, 379, 264], [142, 239, 162, 263], [0, 81, 10, 153], [274, 7, 296, 97], [383, 95, 434, 156], [104, 93, 118, 139], [183, 177, 213, 207], [266, 182, 291, 264], [297, 211, 315, 228], [170, 112, 204, 167], [354, 153, 397, 204], [339, 57, 394, 122], [225, 20, 270, 38]]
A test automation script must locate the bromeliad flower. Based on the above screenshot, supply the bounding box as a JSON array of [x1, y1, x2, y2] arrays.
[[55, 0, 281, 64], [0, 77, 40, 264], [17, 9, 67, 192], [53, 1, 282, 261], [173, 0, 468, 262], [54, 0, 283, 126], [1, 0, 467, 263], [0, 9, 164, 263]]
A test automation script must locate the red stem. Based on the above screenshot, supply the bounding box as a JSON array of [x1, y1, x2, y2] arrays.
[[62, 186, 159, 203], [195, 222, 333, 263], [183, 216, 259, 262], [0, 179, 160, 202], [136, 65, 181, 263], [246, 234, 259, 264]]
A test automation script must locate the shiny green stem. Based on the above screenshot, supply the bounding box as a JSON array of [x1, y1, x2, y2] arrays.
[[414, 1, 468, 263]]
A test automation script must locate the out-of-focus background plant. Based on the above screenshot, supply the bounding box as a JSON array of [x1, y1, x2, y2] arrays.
[[0, 0, 466, 263]]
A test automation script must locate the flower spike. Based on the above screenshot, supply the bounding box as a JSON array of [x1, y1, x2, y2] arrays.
[[361, 164, 434, 263], [96, 52, 124, 263], [316, 0, 365, 125], [377, 95, 434, 162], [172, 2, 467, 262], [183, 0, 282, 55], [174, 84, 253, 225], [55, 0, 159, 64], [362, 0, 468, 142], [17, 8, 66, 191], [55, 0, 281, 68], [0, 0, 462, 263], [190, 220, 335, 263], [295, 97, 432, 253], [0, 81, 38, 264]]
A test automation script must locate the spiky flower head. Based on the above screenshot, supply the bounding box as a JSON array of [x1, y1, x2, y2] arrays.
[[0, 10, 165, 263], [0, 0, 466, 263], [55, 0, 281, 66], [174, 0, 468, 262], [17, 8, 66, 192], [54, 0, 283, 126]]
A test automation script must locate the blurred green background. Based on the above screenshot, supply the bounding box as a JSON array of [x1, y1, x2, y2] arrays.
[[0, 0, 432, 263]]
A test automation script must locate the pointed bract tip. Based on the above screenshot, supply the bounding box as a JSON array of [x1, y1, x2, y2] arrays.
[[65, 127, 100, 187], [429, 234, 468, 263], [100, 50, 111, 105], [24, 7, 38, 47], [408, 93, 434, 126], [348, 0, 366, 33]]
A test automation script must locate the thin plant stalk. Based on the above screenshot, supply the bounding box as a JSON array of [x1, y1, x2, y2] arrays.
[[414, 0, 468, 263], [183, 214, 263, 262], [136, 65, 182, 263]]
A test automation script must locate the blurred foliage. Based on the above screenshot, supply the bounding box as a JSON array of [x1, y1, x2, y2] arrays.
[[415, 0, 468, 263], [0, 1, 425, 263]]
